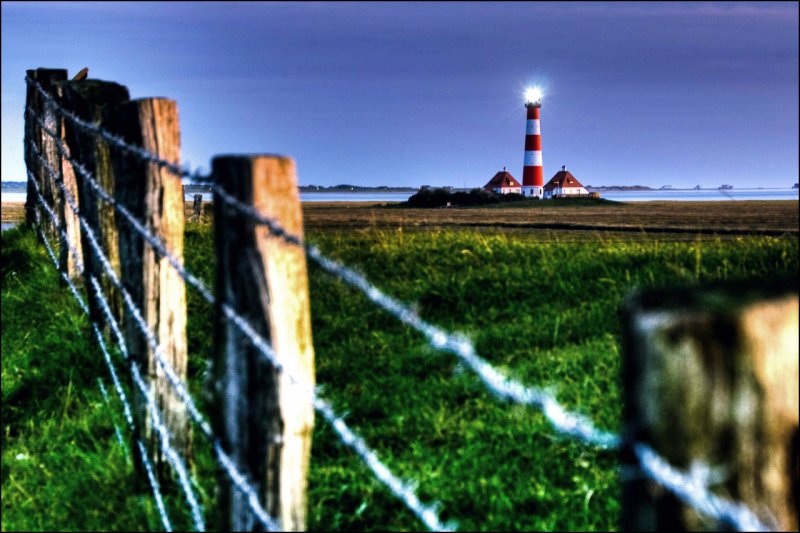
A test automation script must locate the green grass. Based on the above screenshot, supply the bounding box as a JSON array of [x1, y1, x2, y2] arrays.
[[3, 224, 798, 531], [2, 228, 175, 531]]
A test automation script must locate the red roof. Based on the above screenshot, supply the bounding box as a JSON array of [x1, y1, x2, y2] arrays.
[[543, 170, 585, 191], [483, 171, 521, 191]]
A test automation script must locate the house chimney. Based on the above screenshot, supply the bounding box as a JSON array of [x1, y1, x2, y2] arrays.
[[562, 165, 566, 171]]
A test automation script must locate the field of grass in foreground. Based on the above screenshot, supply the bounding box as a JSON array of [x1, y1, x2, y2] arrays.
[[2, 224, 798, 531]]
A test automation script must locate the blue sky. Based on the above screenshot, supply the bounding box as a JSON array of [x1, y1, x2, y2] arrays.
[[2, 1, 798, 188]]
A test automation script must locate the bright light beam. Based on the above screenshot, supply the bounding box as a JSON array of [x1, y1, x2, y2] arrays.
[[525, 86, 543, 105]]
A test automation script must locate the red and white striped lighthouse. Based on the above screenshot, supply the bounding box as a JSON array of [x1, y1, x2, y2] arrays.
[[522, 87, 544, 198]]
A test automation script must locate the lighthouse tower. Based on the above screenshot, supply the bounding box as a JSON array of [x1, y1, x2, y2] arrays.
[[522, 87, 544, 198]]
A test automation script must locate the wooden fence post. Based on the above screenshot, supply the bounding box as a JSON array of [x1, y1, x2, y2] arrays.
[[60, 80, 130, 329], [192, 194, 203, 222], [28, 68, 84, 280], [620, 279, 799, 531], [211, 155, 315, 531], [106, 98, 191, 478], [24, 69, 66, 241], [51, 82, 84, 281]]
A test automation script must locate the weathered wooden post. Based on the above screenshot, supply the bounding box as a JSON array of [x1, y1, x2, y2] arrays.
[[24, 68, 66, 240], [106, 98, 191, 478], [51, 84, 84, 281], [192, 194, 203, 222], [60, 80, 130, 329], [26, 68, 83, 280], [55, 132, 84, 280], [211, 155, 315, 531], [620, 279, 799, 531]]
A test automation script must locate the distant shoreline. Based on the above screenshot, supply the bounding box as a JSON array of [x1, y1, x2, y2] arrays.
[[0, 181, 419, 193], [2, 181, 797, 193]]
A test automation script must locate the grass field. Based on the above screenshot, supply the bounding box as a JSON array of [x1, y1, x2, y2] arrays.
[[300, 200, 800, 237], [3, 199, 799, 235], [2, 208, 798, 531]]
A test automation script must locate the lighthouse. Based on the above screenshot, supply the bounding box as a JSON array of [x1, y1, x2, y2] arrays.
[[522, 87, 544, 198]]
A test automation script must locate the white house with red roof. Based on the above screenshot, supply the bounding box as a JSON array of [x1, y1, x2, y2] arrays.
[[483, 168, 522, 194], [543, 166, 589, 198]]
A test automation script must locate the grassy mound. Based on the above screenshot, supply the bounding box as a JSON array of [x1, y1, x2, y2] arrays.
[[395, 187, 619, 209]]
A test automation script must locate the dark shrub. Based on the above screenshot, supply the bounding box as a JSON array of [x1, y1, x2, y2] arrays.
[[404, 187, 527, 208]]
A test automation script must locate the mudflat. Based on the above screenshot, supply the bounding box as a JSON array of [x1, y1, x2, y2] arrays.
[[300, 200, 799, 238], [1, 202, 24, 224], [5, 200, 797, 240]]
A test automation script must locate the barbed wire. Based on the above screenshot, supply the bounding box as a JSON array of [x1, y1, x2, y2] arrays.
[[212, 188, 776, 532], [24, 75, 775, 532], [33, 201, 174, 531], [92, 319, 177, 532], [91, 322, 175, 533], [27, 76, 205, 182], [97, 379, 174, 531], [34, 208, 89, 315], [305, 245, 620, 449], [28, 106, 216, 303], [189, 158, 620, 449], [97, 378, 130, 456], [90, 276, 281, 531], [30, 139, 214, 437], [633, 443, 772, 532], [29, 134, 287, 531], [27, 168, 85, 275], [29, 136, 287, 532], [89, 274, 206, 531], [137, 439, 175, 532], [30, 145, 207, 530], [312, 397, 456, 531], [209, 440, 282, 531], [29, 118, 455, 531], [31, 84, 613, 454], [213, 287, 457, 530]]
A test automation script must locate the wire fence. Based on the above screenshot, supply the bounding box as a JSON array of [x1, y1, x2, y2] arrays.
[[27, 74, 455, 533], [33, 200, 173, 530], [18, 73, 776, 532]]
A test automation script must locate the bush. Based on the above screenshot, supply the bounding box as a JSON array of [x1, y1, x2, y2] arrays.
[[404, 188, 525, 208]]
